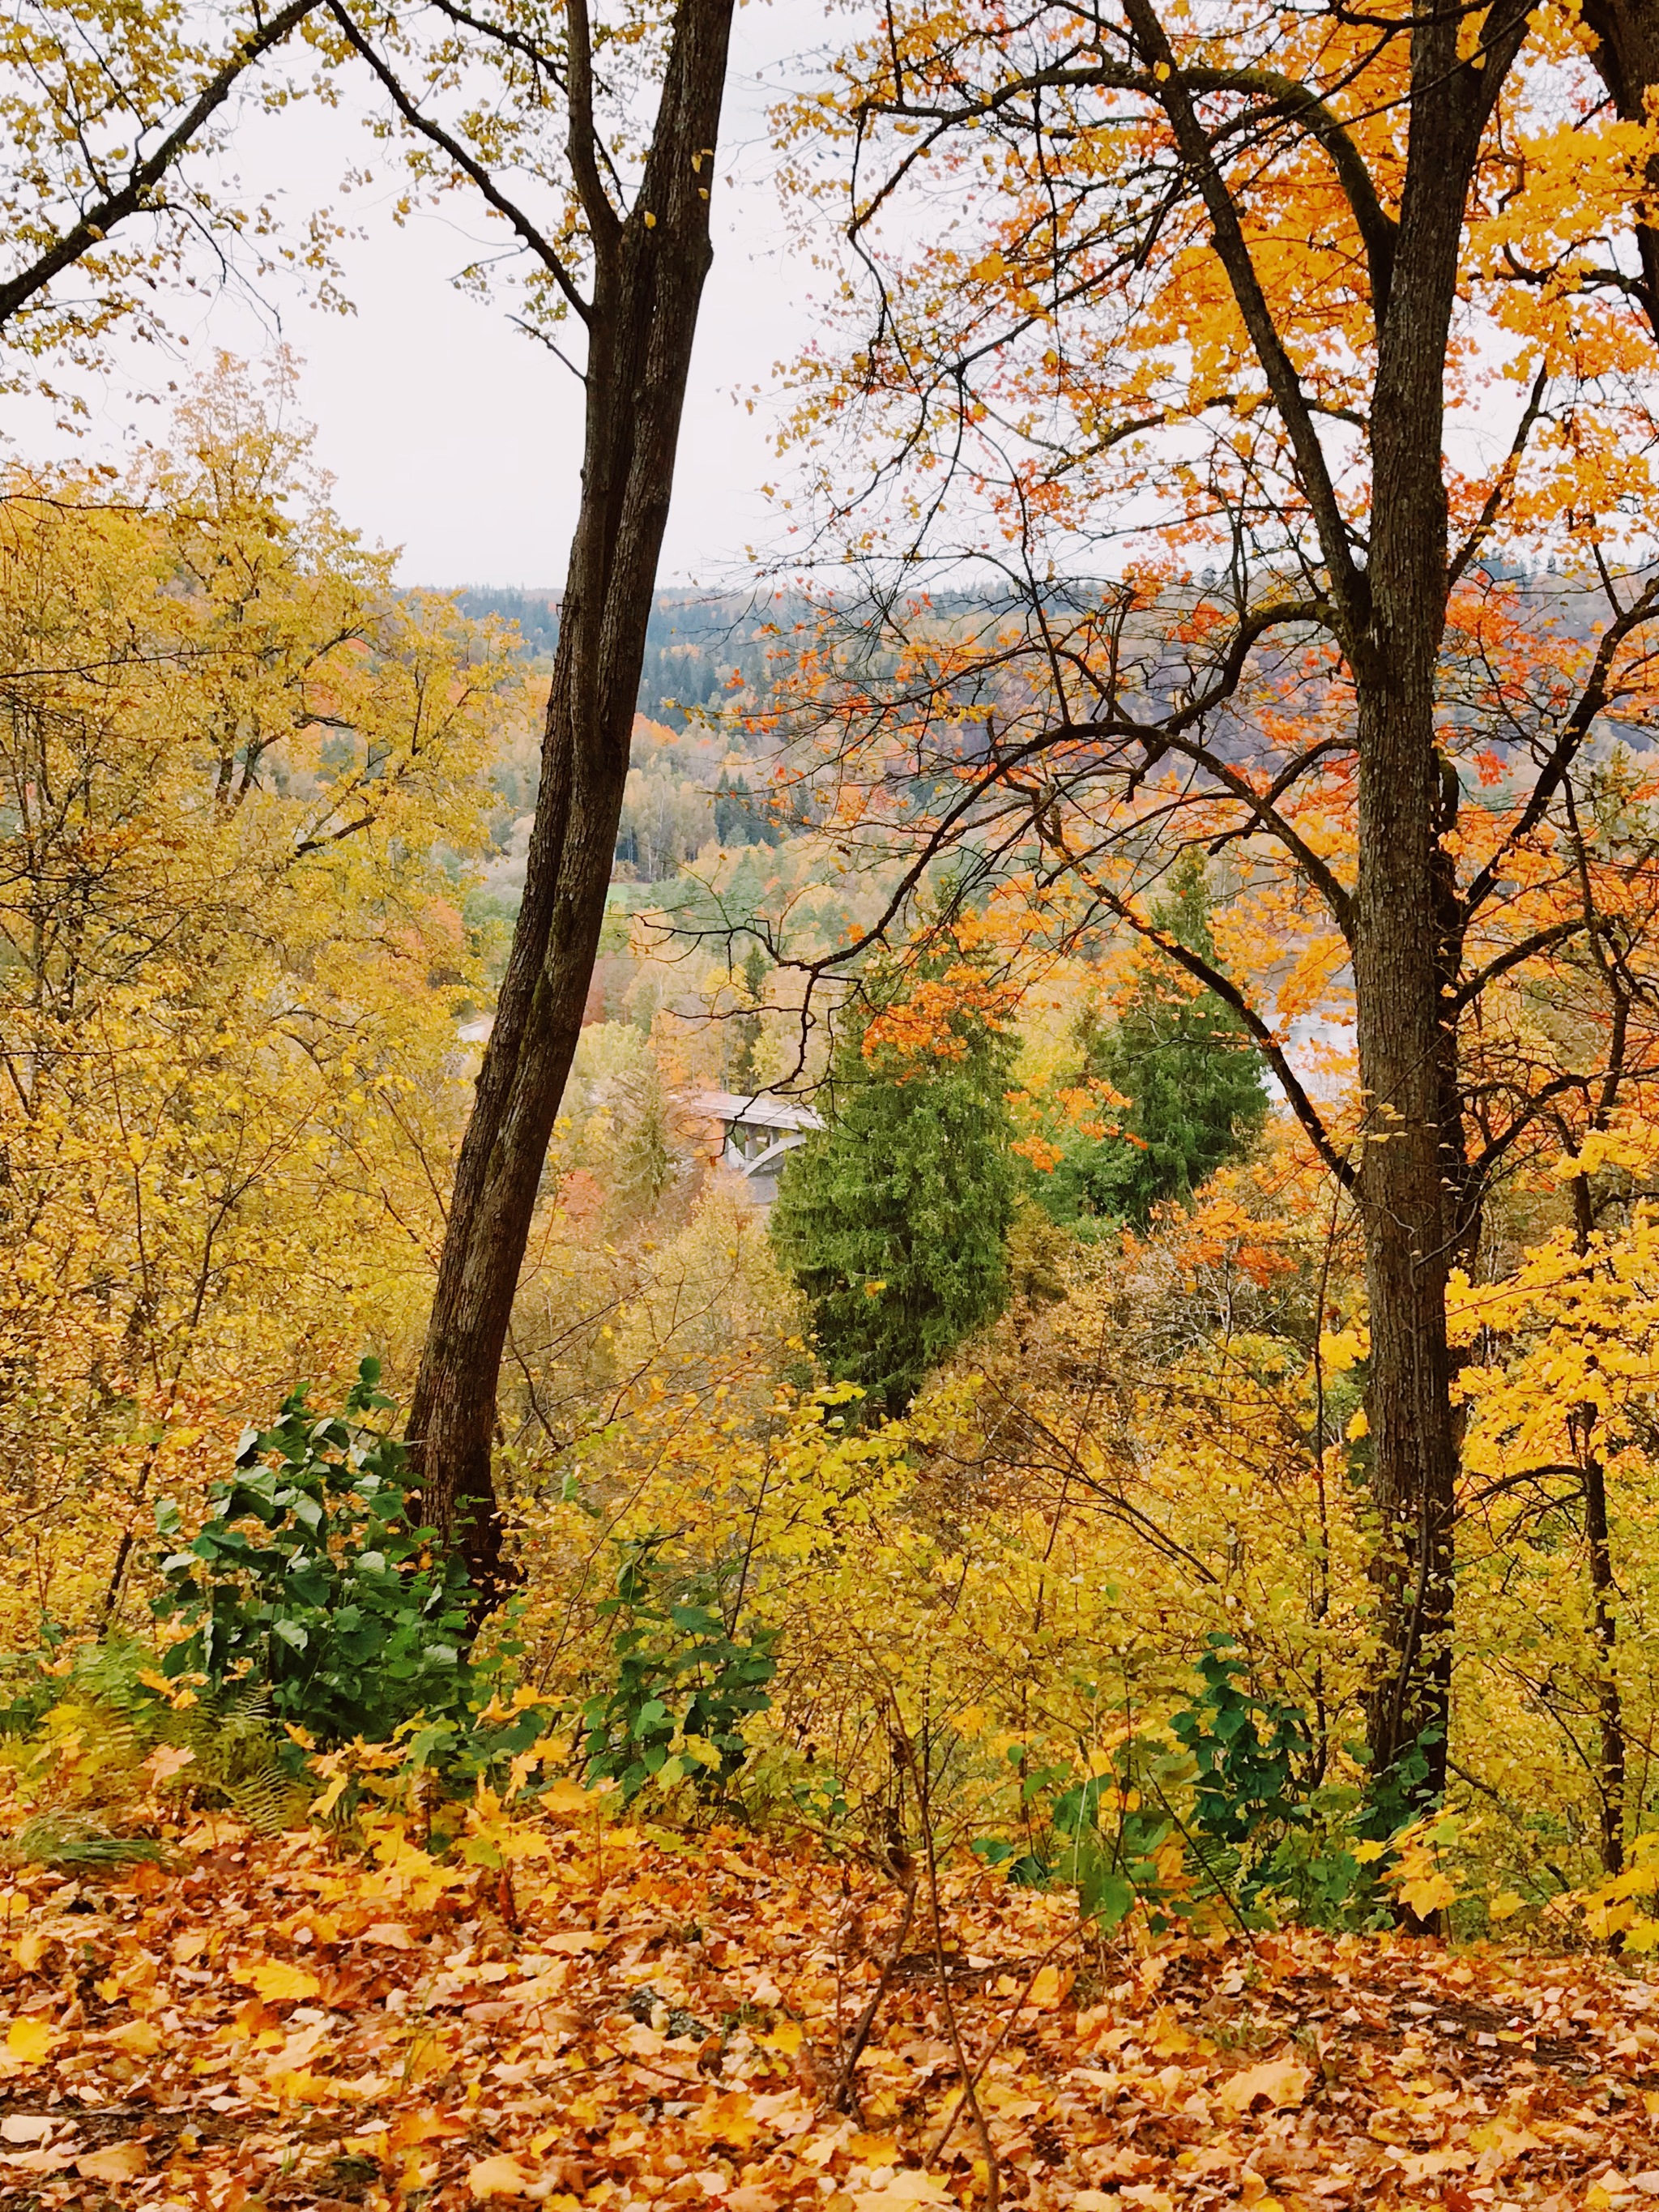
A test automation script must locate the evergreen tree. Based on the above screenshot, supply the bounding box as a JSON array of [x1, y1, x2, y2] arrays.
[[727, 942, 769, 1095], [1036, 859, 1269, 1230], [770, 938, 1017, 1416]]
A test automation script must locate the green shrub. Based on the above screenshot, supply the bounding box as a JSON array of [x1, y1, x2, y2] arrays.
[[579, 1539, 779, 1801], [152, 1358, 481, 1750]]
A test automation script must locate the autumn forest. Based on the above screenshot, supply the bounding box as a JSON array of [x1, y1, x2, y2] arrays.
[[7, 0, 1659, 2206]]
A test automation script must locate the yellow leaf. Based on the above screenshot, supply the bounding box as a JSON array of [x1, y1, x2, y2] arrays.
[[855, 2176, 953, 2210], [541, 1779, 597, 1816], [1028, 1963, 1073, 2010], [1487, 1890, 1527, 1921], [6, 2018, 58, 2064], [106, 2018, 162, 2056], [12, 1930, 48, 1972], [693, 2090, 761, 2146], [1398, 1871, 1460, 1916], [241, 1961, 322, 2003], [271, 2066, 338, 2103], [1216, 2059, 1311, 2115], [969, 250, 1006, 283], [468, 2153, 540, 2197], [847, 2133, 901, 2163]]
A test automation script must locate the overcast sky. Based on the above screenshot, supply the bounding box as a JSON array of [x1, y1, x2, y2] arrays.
[[11, 2, 833, 591]]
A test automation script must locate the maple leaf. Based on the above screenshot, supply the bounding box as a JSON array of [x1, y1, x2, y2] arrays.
[[1215, 2058, 1311, 2115], [240, 1960, 322, 2003], [468, 2152, 547, 2198], [4, 2019, 58, 2065], [855, 2174, 953, 2210]]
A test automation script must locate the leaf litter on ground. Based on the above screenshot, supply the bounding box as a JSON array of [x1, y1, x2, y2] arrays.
[[0, 1803, 1656, 2210]]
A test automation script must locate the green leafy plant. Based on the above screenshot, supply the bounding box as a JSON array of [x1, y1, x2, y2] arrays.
[[152, 1359, 482, 1754], [579, 1539, 779, 1801], [972, 1740, 1192, 1932], [970, 1646, 1384, 1933], [1171, 1635, 1314, 1849], [1169, 1637, 1377, 1927]]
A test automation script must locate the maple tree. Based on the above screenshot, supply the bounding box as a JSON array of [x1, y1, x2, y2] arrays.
[[761, 0, 1659, 1825], [0, 357, 526, 1643]]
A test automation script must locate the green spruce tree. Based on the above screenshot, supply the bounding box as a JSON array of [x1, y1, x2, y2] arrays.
[[1036, 857, 1269, 1231], [727, 942, 769, 1095], [770, 935, 1017, 1416]]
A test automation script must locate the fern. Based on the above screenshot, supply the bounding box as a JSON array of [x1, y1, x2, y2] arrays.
[[224, 1765, 301, 1835], [6, 1811, 168, 1870]]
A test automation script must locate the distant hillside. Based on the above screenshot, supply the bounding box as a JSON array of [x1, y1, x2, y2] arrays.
[[446, 587, 807, 731]]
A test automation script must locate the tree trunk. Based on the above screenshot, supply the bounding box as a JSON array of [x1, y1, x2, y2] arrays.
[[1567, 1170, 1627, 1875], [1351, 14, 1512, 1814], [406, 0, 736, 1588], [1581, 0, 1659, 344]]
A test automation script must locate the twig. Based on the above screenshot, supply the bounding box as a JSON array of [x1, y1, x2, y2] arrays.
[[928, 1929, 1071, 2163], [830, 1875, 919, 2113], [894, 1728, 1001, 2211]]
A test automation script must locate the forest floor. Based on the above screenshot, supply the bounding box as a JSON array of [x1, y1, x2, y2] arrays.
[[0, 1808, 1656, 2212]]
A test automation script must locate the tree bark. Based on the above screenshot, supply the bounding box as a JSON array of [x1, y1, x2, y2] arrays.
[[406, 0, 736, 1587], [1349, 6, 1525, 1810], [1581, 0, 1659, 344], [1566, 1170, 1628, 1876]]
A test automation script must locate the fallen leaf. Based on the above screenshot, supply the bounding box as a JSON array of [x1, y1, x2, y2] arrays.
[[861, 2174, 952, 2206], [143, 1742, 196, 1785], [106, 2018, 162, 2056], [240, 1959, 322, 2003], [1028, 1963, 1073, 2010], [1389, 2150, 1474, 2181], [77, 2142, 149, 2180], [0, 2116, 50, 2144], [847, 2133, 901, 2163], [12, 1930, 48, 1972], [469, 2152, 542, 2197], [4, 2018, 58, 2065], [1215, 2058, 1311, 2115]]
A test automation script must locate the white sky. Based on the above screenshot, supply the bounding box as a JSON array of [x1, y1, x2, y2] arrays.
[[8, 2, 834, 590]]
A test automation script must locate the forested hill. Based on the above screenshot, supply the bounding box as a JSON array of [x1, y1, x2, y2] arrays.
[[450, 587, 799, 729]]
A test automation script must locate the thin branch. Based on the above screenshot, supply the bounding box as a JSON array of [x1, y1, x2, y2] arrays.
[[326, 1, 593, 322]]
